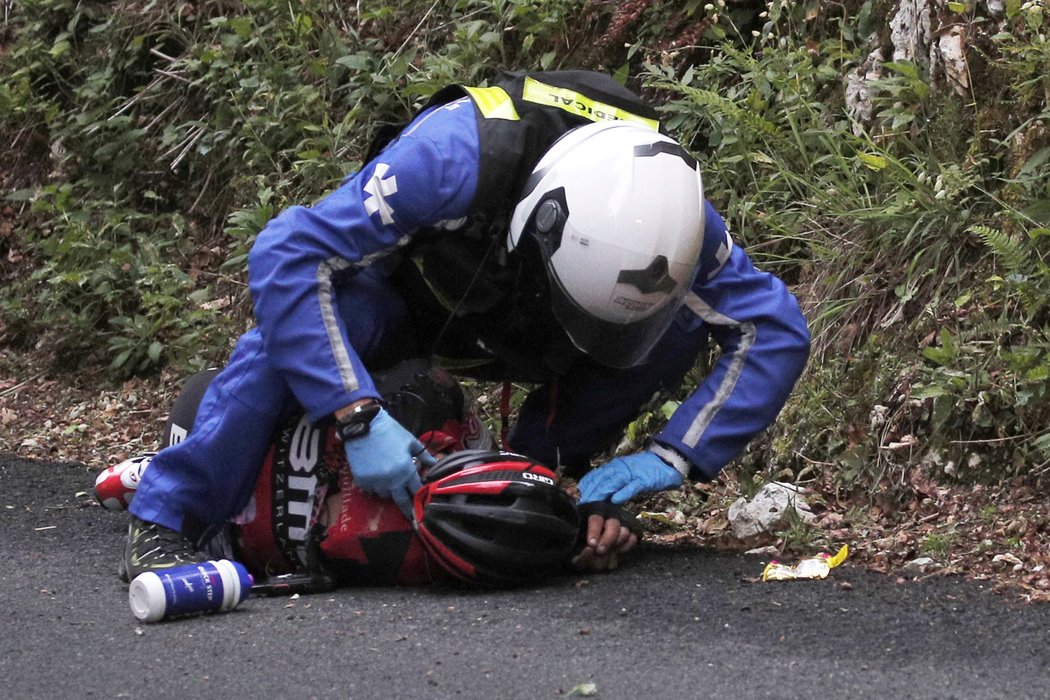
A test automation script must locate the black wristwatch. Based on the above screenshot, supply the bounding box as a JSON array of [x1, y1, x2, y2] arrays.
[[335, 400, 382, 442]]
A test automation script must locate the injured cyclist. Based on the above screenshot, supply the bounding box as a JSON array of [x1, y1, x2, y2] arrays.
[[97, 362, 641, 590]]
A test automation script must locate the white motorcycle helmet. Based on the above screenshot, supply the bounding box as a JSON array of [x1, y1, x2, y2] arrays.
[[508, 121, 706, 369]]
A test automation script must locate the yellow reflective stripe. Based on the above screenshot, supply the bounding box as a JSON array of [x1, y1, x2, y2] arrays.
[[521, 77, 659, 130], [432, 355, 495, 371], [463, 86, 520, 121], [410, 257, 459, 312]]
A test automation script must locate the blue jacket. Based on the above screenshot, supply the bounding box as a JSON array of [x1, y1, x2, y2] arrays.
[[248, 90, 810, 481]]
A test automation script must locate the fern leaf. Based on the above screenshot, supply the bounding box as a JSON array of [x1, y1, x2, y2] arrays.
[[969, 224, 1029, 274], [650, 80, 777, 139]]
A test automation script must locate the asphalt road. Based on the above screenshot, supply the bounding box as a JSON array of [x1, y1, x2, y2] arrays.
[[3, 452, 1048, 699]]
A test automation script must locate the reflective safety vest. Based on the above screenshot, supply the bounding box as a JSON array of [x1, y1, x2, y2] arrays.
[[390, 71, 666, 381], [424, 70, 663, 217]]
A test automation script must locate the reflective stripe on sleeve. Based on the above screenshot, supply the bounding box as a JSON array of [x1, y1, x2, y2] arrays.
[[316, 236, 415, 394], [680, 292, 756, 448], [317, 257, 359, 394]]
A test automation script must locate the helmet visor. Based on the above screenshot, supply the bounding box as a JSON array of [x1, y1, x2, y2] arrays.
[[509, 124, 706, 370], [547, 263, 694, 369]]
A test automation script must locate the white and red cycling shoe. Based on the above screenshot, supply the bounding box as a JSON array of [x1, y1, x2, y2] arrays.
[[94, 453, 155, 511]]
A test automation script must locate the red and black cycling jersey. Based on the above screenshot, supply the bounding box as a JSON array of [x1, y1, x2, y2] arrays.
[[234, 415, 446, 586]]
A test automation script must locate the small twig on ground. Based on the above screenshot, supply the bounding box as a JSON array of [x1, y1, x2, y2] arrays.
[[390, 0, 440, 61], [190, 168, 215, 213], [0, 370, 47, 399]]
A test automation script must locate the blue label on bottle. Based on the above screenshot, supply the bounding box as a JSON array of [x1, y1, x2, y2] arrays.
[[160, 562, 225, 617]]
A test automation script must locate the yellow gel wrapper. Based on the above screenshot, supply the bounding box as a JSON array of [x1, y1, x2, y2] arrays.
[[761, 544, 849, 581]]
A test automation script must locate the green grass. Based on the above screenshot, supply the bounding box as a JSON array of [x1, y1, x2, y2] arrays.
[[2, 0, 1048, 487]]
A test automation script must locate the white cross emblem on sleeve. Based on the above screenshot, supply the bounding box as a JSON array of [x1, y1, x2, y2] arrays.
[[363, 162, 398, 225]]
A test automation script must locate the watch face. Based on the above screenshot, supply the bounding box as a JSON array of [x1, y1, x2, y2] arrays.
[[338, 421, 370, 441], [337, 402, 381, 442]]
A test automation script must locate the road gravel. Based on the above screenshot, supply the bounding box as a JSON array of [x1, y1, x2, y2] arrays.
[[2, 453, 1048, 699]]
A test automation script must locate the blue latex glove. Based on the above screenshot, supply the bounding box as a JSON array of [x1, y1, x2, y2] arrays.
[[343, 407, 435, 517], [578, 451, 684, 504]]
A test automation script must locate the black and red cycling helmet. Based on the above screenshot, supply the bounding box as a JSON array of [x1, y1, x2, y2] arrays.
[[413, 449, 579, 587]]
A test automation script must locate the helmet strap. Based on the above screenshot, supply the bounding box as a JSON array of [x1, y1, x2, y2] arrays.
[[499, 381, 512, 449], [428, 228, 503, 359]]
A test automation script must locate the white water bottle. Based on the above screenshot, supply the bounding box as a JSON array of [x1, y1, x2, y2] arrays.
[[129, 559, 253, 623]]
